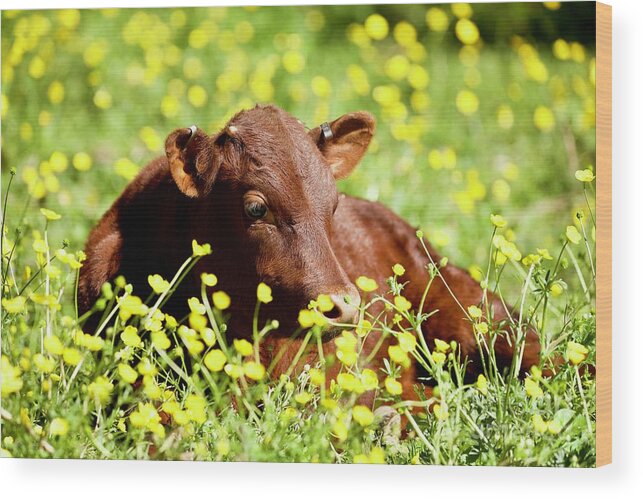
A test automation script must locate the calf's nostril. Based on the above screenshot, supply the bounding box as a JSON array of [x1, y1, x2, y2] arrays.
[[322, 293, 359, 324]]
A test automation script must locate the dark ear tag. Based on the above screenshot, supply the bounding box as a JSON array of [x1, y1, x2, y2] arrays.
[[320, 122, 333, 141]]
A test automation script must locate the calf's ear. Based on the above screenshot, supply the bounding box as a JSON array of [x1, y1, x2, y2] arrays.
[[165, 126, 218, 197], [309, 111, 375, 179]]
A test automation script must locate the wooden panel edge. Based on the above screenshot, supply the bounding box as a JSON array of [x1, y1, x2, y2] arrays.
[[595, 1, 612, 468]]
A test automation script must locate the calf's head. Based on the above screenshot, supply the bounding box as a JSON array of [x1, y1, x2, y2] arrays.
[[165, 105, 375, 332]]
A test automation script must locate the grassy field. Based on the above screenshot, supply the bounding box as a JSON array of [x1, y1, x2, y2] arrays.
[[1, 3, 597, 465]]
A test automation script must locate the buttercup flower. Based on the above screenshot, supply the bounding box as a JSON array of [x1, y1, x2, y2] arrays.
[[147, 274, 170, 294], [243, 361, 266, 381], [234, 338, 253, 357], [191, 239, 212, 257], [566, 341, 589, 365], [49, 418, 69, 437], [356, 275, 378, 293], [88, 376, 114, 405], [204, 349, 227, 372], [212, 291, 231, 310], [257, 282, 273, 304], [385, 377, 403, 395], [352, 405, 374, 427], [201, 273, 218, 287], [575, 168, 595, 182]]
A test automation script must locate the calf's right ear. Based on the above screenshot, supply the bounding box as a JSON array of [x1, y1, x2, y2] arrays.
[[165, 126, 218, 197]]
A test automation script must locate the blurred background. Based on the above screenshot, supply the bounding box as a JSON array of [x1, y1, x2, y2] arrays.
[[1, 2, 596, 288]]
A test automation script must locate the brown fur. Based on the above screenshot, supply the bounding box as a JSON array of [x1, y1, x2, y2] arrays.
[[78, 104, 541, 400]]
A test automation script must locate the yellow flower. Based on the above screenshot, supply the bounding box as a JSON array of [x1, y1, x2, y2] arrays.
[[48, 81, 65, 104], [40, 208, 61, 220], [550, 281, 565, 297], [121, 326, 142, 348], [118, 295, 147, 321], [465, 305, 481, 320], [360, 369, 379, 391], [336, 348, 357, 366], [187, 85, 207, 108], [294, 392, 313, 405], [355, 319, 373, 337], [2, 296, 26, 314], [298, 309, 316, 328], [566, 341, 589, 365], [191, 239, 212, 257], [434, 339, 450, 353], [388, 345, 410, 368], [62, 347, 82, 366], [394, 295, 412, 312], [431, 351, 446, 364], [356, 275, 378, 293], [522, 254, 542, 266], [224, 363, 242, 379], [185, 394, 207, 424], [337, 372, 362, 393], [433, 403, 448, 420], [201, 273, 218, 287], [392, 263, 405, 276], [566, 225, 582, 245], [532, 414, 548, 433], [118, 363, 138, 384], [474, 322, 489, 335], [143, 376, 162, 400], [309, 368, 325, 386], [524, 377, 543, 398], [456, 89, 479, 115], [33, 354, 55, 373], [88, 376, 113, 404], [490, 214, 507, 228], [212, 291, 231, 310], [455, 18, 480, 45], [1, 356, 23, 396], [398, 332, 417, 353], [243, 361, 266, 381], [426, 7, 449, 32], [534, 105, 555, 132], [332, 419, 348, 441], [234, 338, 253, 357], [315, 294, 334, 313], [537, 248, 553, 260], [147, 274, 170, 294], [476, 374, 488, 395], [204, 349, 227, 372], [283, 50, 306, 74], [72, 152, 92, 171], [49, 418, 69, 437], [130, 402, 164, 437], [385, 377, 403, 395], [575, 168, 595, 182], [364, 13, 389, 41], [44, 335, 64, 355], [352, 405, 374, 427], [257, 282, 273, 304], [137, 358, 158, 376], [151, 330, 171, 350]]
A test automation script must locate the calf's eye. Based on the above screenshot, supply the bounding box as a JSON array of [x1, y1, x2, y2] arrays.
[[244, 200, 268, 220]]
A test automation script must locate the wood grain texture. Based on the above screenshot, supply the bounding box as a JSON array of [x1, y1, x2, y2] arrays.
[[596, 1, 612, 468]]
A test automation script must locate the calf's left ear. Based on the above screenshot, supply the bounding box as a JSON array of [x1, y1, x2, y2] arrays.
[[309, 112, 375, 179], [165, 126, 219, 198]]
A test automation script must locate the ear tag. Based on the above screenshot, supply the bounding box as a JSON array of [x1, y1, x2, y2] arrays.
[[320, 122, 333, 141], [185, 125, 198, 148]]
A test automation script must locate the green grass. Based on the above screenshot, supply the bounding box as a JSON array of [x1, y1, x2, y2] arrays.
[[1, 5, 597, 465]]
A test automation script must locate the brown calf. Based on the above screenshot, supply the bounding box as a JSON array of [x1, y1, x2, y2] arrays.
[[78, 104, 541, 398]]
